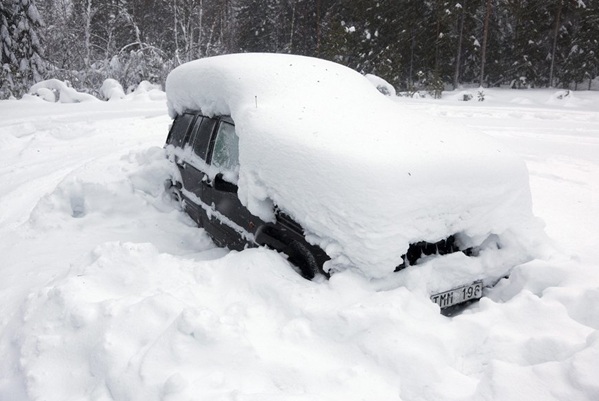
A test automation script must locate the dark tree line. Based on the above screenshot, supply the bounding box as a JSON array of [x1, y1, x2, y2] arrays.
[[323, 0, 599, 90], [2, 0, 598, 99]]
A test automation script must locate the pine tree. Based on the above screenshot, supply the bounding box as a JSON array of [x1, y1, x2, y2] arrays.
[[235, 0, 283, 52], [576, 0, 599, 89], [1, 3, 15, 72], [551, 0, 595, 88], [37, 0, 80, 73], [453, 0, 480, 85], [395, 0, 430, 88], [285, 0, 324, 55], [1, 0, 45, 98], [321, 0, 404, 86]]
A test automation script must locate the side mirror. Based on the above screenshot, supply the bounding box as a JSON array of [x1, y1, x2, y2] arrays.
[[213, 173, 238, 193]]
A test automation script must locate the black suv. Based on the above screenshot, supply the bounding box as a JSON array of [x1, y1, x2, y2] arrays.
[[165, 112, 330, 279], [161, 54, 539, 313], [164, 111, 466, 282]]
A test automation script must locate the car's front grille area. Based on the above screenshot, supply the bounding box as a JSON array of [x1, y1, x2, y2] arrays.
[[395, 235, 463, 271]]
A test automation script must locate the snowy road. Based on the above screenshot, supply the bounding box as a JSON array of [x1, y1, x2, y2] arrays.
[[1, 90, 598, 401]]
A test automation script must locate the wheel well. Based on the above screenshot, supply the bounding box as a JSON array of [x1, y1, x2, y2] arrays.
[[254, 224, 329, 279]]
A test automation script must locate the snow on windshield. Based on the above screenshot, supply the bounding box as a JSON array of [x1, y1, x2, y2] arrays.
[[166, 53, 541, 279]]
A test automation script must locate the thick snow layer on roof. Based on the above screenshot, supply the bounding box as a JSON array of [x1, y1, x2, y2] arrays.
[[166, 53, 539, 278]]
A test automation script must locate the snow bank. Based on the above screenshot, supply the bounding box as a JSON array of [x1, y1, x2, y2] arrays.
[[546, 89, 593, 108], [365, 73, 396, 96], [28, 79, 165, 103], [130, 80, 165, 102], [133, 80, 161, 94], [33, 87, 56, 102], [29, 79, 99, 103], [1, 91, 599, 401], [100, 78, 126, 101], [166, 53, 540, 279]]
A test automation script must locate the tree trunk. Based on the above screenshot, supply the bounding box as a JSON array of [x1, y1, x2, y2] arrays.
[[198, 0, 203, 59], [289, 2, 295, 52], [409, 26, 415, 87], [84, 0, 93, 68], [479, 0, 492, 87], [453, 0, 466, 89], [549, 0, 563, 88], [174, 0, 180, 64], [315, 0, 321, 55]]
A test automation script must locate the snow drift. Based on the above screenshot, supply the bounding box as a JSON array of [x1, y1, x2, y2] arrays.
[[1, 87, 599, 401], [30, 79, 99, 103]]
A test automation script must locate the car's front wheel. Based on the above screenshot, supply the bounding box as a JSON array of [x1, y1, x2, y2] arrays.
[[164, 179, 184, 209]]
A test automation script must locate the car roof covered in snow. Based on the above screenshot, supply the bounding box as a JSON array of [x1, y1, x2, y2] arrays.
[[166, 53, 535, 278]]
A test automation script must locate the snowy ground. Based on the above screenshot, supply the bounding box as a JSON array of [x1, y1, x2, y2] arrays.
[[0, 88, 598, 401]]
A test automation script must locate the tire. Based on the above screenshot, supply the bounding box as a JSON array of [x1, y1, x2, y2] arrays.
[[285, 240, 319, 280], [165, 180, 184, 209]]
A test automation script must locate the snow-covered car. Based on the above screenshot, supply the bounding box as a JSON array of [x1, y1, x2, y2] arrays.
[[164, 53, 540, 311]]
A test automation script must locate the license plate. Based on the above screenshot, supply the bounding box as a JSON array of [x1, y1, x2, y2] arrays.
[[430, 281, 483, 309]]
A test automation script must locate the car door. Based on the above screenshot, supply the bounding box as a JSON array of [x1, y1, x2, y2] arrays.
[[179, 115, 217, 228], [166, 113, 206, 222], [203, 118, 264, 250]]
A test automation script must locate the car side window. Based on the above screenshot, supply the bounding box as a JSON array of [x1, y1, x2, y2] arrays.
[[210, 121, 239, 174], [166, 113, 195, 148], [190, 116, 216, 160]]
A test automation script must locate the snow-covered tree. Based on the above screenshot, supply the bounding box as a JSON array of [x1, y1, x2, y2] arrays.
[[1, 0, 45, 98]]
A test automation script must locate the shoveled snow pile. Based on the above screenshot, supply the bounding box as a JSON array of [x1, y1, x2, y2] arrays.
[[100, 78, 126, 101], [30, 79, 99, 103], [29, 79, 165, 103], [1, 88, 599, 401], [365, 73, 397, 96], [166, 53, 541, 280]]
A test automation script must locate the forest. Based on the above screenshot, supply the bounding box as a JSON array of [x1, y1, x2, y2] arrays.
[[1, 0, 598, 99]]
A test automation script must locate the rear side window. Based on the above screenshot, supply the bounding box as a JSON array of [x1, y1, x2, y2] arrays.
[[191, 117, 217, 160], [166, 113, 195, 148], [210, 121, 239, 174]]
